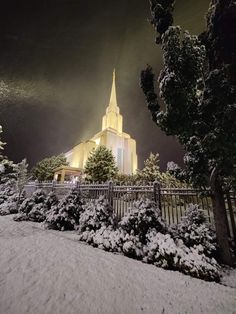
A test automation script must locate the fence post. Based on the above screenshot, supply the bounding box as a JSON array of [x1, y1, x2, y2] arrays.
[[108, 181, 114, 207], [154, 181, 162, 213], [35, 179, 39, 192], [226, 192, 236, 250], [51, 180, 56, 192], [76, 180, 81, 195]]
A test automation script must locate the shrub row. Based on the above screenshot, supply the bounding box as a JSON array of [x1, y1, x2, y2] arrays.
[[12, 189, 219, 281]]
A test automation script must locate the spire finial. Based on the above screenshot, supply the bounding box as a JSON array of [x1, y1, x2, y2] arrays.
[[107, 68, 118, 112]]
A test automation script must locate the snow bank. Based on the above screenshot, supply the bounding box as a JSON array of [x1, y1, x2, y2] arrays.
[[0, 216, 235, 314]]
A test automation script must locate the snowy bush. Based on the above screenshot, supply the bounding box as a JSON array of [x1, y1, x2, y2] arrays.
[[0, 189, 25, 216], [78, 226, 144, 259], [143, 230, 220, 281], [178, 245, 220, 282], [14, 189, 47, 222], [45, 191, 59, 209], [119, 199, 167, 243], [143, 231, 179, 268], [44, 189, 82, 231], [79, 196, 115, 232], [170, 204, 217, 257], [0, 180, 20, 215]]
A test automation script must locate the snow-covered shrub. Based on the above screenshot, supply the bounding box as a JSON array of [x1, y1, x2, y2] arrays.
[[0, 196, 17, 215], [19, 189, 46, 214], [0, 180, 20, 215], [143, 230, 179, 268], [79, 196, 115, 232], [121, 230, 144, 258], [143, 230, 220, 281], [45, 191, 59, 209], [178, 245, 220, 282], [119, 199, 167, 243], [44, 189, 83, 231], [170, 204, 217, 257], [78, 226, 144, 259], [14, 189, 47, 222], [79, 226, 123, 252], [77, 198, 219, 281]]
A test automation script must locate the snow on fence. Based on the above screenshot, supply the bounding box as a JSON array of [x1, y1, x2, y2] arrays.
[[24, 181, 236, 242]]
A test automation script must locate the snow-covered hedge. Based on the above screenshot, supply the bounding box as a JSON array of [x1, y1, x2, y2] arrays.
[[11, 190, 220, 281], [14, 190, 58, 222], [119, 199, 167, 243], [78, 199, 220, 281], [0, 180, 23, 216], [143, 230, 219, 281], [79, 196, 115, 232], [44, 189, 82, 231], [78, 226, 144, 259], [170, 204, 217, 257]]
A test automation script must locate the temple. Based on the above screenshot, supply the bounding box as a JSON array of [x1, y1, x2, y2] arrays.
[[54, 70, 138, 182]]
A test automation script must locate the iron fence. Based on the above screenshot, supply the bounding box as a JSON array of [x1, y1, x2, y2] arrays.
[[24, 181, 236, 242]]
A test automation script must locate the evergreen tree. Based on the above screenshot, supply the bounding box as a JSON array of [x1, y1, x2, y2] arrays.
[[140, 0, 236, 264], [31, 154, 68, 181], [138, 153, 161, 183], [84, 145, 118, 183], [114, 173, 138, 185]]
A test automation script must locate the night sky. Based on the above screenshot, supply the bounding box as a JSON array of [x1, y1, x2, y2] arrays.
[[0, 0, 209, 170]]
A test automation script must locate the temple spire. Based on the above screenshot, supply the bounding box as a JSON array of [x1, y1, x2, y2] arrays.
[[107, 68, 119, 113], [102, 69, 123, 132]]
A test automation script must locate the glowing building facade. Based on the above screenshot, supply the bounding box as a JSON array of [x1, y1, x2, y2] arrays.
[[54, 70, 138, 182]]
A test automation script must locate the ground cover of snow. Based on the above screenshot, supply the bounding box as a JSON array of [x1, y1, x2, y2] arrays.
[[0, 216, 235, 314]]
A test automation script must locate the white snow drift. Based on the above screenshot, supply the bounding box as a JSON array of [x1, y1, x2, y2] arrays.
[[0, 216, 235, 314]]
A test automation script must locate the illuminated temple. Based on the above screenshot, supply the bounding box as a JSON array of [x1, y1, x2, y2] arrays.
[[54, 70, 138, 182]]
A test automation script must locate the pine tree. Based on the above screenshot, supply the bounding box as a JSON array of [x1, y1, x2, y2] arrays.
[[138, 153, 161, 183], [140, 0, 236, 264], [31, 154, 68, 181], [84, 145, 118, 183]]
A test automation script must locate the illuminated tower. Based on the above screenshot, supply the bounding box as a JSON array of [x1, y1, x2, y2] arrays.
[[54, 70, 138, 182]]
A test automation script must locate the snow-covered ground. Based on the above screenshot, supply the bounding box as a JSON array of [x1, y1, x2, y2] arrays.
[[0, 216, 235, 314]]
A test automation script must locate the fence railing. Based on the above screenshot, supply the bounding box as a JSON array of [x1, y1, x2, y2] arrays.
[[24, 181, 236, 242]]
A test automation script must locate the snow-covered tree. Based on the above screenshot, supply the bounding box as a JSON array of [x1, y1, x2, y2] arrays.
[[114, 173, 139, 185], [0, 127, 15, 186], [140, 0, 236, 265], [137, 154, 185, 187], [137, 153, 161, 183], [84, 145, 118, 183], [31, 154, 68, 181], [0, 126, 18, 215]]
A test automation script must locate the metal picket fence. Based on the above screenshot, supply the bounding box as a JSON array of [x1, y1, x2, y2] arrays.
[[24, 181, 236, 243]]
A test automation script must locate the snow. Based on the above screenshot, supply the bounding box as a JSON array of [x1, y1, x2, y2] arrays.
[[0, 216, 236, 314]]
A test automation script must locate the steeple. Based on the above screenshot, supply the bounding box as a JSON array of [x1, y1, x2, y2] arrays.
[[102, 69, 123, 133], [106, 69, 120, 114]]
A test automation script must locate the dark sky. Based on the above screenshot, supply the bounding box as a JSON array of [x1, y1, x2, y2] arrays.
[[0, 0, 210, 170]]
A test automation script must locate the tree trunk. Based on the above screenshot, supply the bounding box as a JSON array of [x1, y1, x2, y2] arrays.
[[210, 170, 232, 265]]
